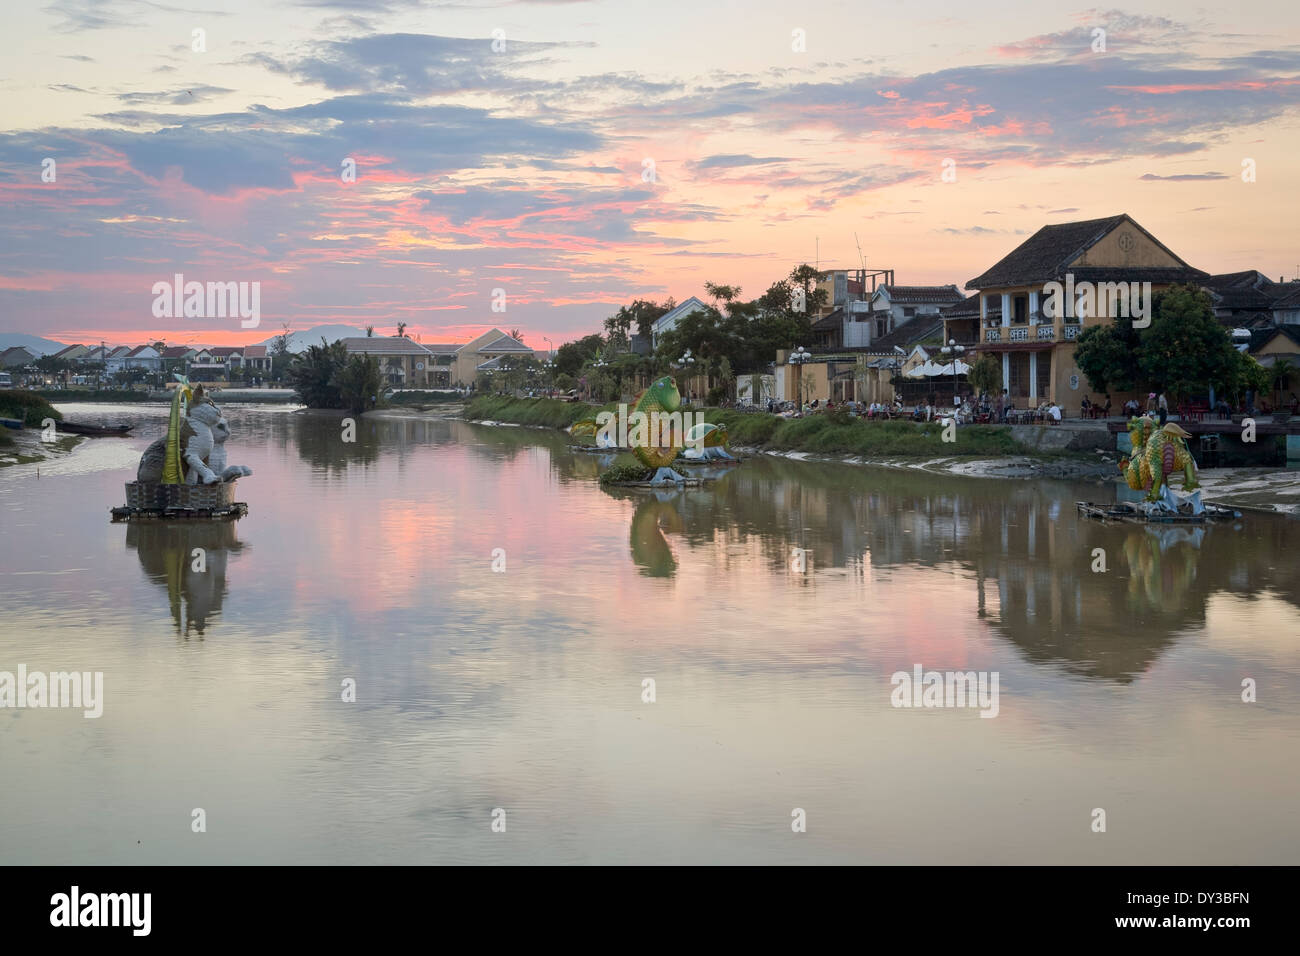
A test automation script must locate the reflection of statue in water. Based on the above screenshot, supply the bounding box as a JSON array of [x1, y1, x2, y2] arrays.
[[628, 491, 686, 577], [1122, 524, 1202, 612], [126, 521, 244, 636]]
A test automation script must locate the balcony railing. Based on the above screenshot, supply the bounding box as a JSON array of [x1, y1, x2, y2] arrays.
[[1009, 327, 1029, 342], [1037, 326, 1054, 341], [1063, 324, 1081, 340], [985, 329, 1001, 343]]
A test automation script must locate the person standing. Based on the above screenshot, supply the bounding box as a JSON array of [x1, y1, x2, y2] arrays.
[[1158, 392, 1168, 426]]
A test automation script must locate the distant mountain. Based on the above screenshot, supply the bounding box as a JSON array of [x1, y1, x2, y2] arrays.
[[259, 324, 368, 354], [0, 333, 69, 356]]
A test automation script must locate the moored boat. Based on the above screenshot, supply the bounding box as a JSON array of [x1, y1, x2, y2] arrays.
[[59, 421, 133, 436], [1076, 500, 1241, 524]]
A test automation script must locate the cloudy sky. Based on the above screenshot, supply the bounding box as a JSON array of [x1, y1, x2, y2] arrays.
[[2, 0, 1298, 347]]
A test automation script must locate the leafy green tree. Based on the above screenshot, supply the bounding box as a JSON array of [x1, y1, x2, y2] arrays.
[[286, 339, 347, 408], [1137, 286, 1238, 402], [335, 353, 383, 415], [1074, 317, 1143, 395], [555, 333, 605, 377], [967, 353, 1001, 396]]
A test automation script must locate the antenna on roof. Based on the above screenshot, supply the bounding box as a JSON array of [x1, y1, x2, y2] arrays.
[[855, 233, 865, 273]]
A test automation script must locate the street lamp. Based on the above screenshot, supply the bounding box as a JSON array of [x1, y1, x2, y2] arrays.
[[939, 338, 965, 407], [789, 346, 812, 413]]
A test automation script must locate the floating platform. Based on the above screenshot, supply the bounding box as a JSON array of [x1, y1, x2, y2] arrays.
[[1076, 500, 1241, 525], [111, 480, 248, 523]]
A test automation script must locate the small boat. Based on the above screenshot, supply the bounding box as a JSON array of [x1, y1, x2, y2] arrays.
[[1076, 500, 1241, 524], [59, 421, 133, 436], [0, 417, 22, 430]]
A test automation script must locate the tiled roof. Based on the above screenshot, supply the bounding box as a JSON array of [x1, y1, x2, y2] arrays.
[[340, 336, 432, 355], [812, 308, 843, 333], [209, 346, 243, 357], [126, 345, 157, 357], [1250, 326, 1300, 354], [966, 214, 1204, 288], [242, 345, 268, 358], [53, 344, 85, 357], [863, 316, 944, 354], [477, 334, 532, 353], [877, 284, 964, 305], [941, 293, 986, 319], [160, 346, 195, 358], [422, 343, 462, 355]]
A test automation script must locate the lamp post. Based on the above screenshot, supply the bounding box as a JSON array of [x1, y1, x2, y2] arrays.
[[673, 349, 696, 404], [940, 338, 965, 406], [789, 346, 812, 414]]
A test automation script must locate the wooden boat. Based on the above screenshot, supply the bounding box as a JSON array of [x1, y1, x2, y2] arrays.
[[1, 417, 22, 430], [1076, 500, 1241, 525], [59, 421, 133, 436]]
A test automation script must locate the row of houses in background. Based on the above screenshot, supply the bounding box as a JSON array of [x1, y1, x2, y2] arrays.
[[338, 328, 534, 388], [2, 328, 537, 388], [772, 213, 1300, 409], [1, 343, 274, 376]]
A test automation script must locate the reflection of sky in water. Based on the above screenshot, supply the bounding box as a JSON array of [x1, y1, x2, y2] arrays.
[[1, 406, 1298, 864]]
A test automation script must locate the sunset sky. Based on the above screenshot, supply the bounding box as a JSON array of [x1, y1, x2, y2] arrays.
[[2, 0, 1298, 348]]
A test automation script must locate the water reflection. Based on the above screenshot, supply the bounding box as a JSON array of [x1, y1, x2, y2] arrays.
[[125, 520, 245, 637]]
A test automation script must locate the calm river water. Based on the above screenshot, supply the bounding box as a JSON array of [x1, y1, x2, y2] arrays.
[[2, 403, 1298, 864]]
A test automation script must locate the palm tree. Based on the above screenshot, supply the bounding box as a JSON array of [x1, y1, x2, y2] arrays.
[[365, 325, 374, 337], [396, 322, 407, 338], [508, 328, 525, 344]]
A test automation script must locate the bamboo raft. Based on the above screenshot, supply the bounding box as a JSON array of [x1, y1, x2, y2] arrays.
[[1075, 500, 1241, 525], [111, 480, 248, 522]]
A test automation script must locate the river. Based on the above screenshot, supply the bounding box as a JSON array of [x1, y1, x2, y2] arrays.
[[2, 403, 1298, 864]]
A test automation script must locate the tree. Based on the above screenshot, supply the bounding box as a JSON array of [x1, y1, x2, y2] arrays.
[[508, 328, 524, 344], [286, 339, 347, 408], [967, 352, 1001, 396], [554, 333, 605, 377], [1074, 316, 1143, 395], [365, 325, 374, 337], [396, 322, 407, 338], [1270, 358, 1296, 398], [335, 353, 383, 415], [788, 263, 828, 314], [1138, 286, 1239, 402]]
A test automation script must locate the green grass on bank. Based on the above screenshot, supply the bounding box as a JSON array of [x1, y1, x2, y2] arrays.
[[0, 389, 63, 426], [464, 394, 615, 429], [466, 397, 1032, 458], [34, 388, 151, 403], [387, 390, 464, 405]]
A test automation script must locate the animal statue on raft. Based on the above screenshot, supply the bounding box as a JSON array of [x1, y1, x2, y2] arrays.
[[137, 377, 253, 485], [681, 421, 734, 460], [1118, 415, 1198, 502], [569, 376, 688, 481]]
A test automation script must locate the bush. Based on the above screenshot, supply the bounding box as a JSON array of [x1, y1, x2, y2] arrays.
[[599, 455, 654, 485], [0, 390, 63, 426]]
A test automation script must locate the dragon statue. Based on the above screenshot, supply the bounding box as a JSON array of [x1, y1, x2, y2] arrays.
[[137, 375, 253, 485], [1119, 414, 1198, 501], [570, 376, 688, 478]]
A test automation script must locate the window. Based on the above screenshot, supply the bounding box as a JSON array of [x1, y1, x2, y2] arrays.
[[903, 307, 916, 317]]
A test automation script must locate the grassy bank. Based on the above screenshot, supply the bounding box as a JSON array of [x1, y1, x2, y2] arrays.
[[35, 388, 151, 403], [1, 390, 64, 426], [465, 397, 1031, 458], [464, 394, 614, 429], [388, 390, 464, 406]]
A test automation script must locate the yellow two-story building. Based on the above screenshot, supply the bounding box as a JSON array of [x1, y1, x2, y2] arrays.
[[947, 214, 1207, 410]]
